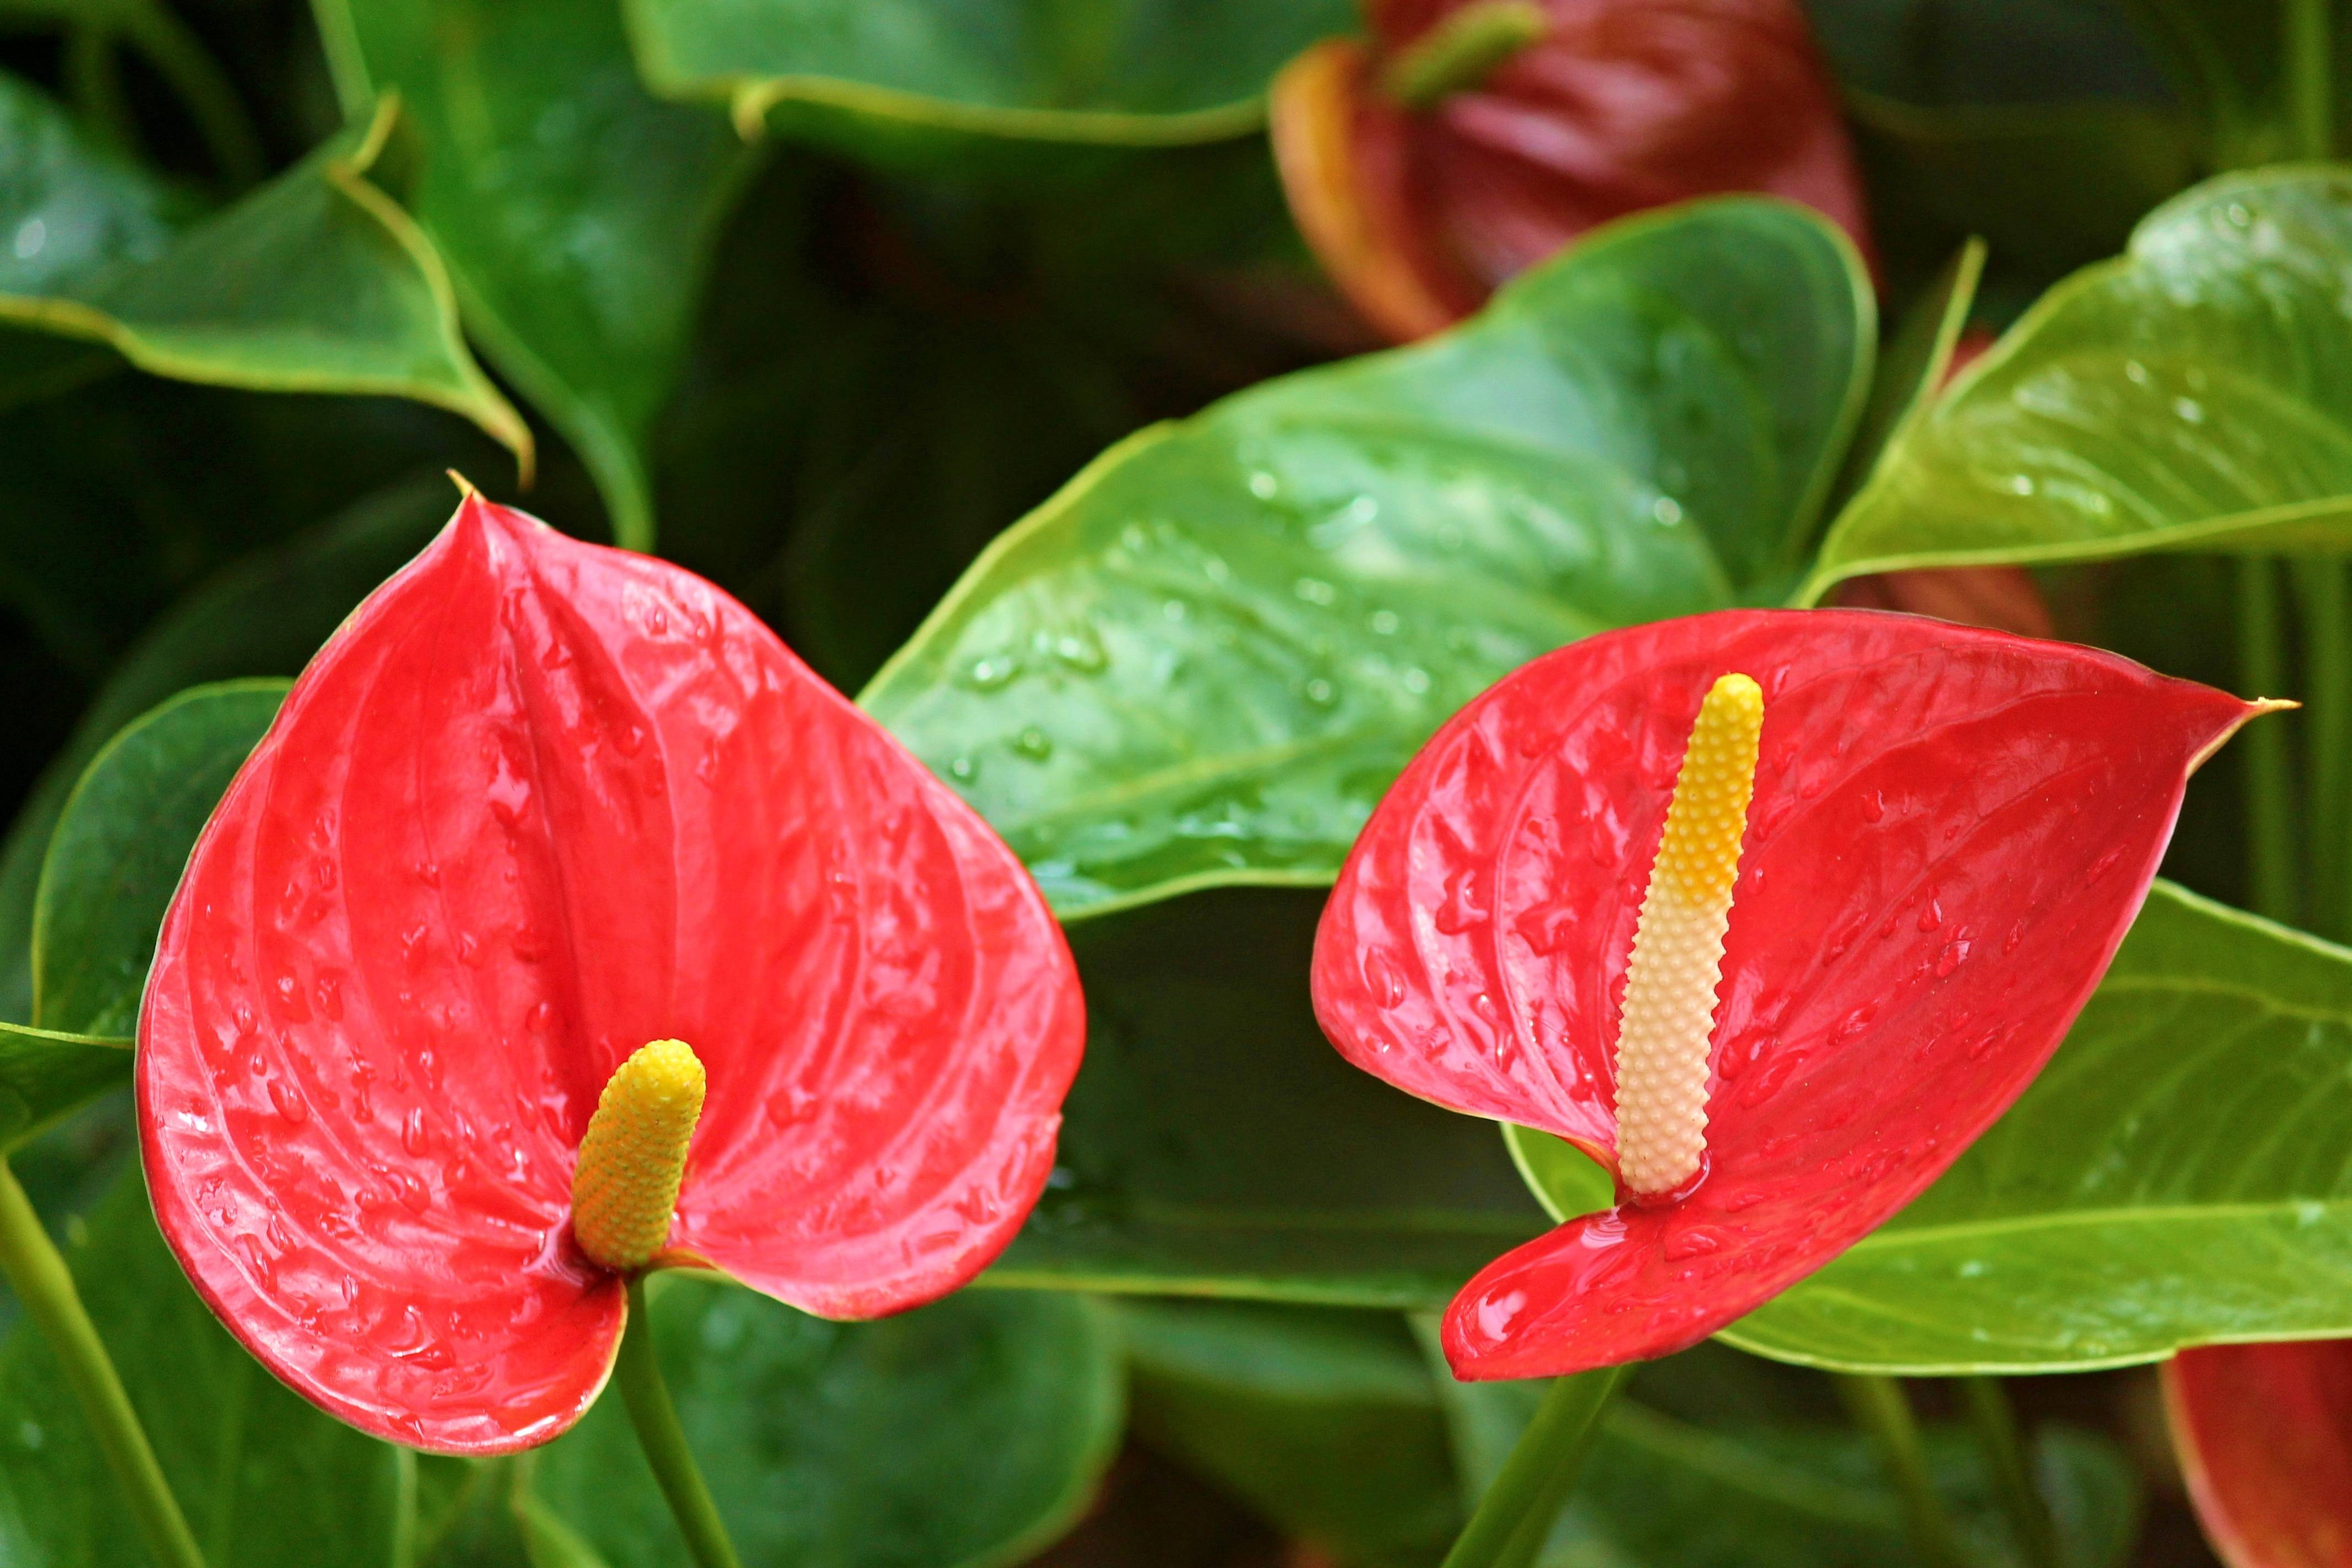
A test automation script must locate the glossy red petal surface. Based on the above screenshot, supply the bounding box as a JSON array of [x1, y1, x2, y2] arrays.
[[1311, 609, 2258, 1377], [139, 497, 1084, 1451], [2165, 1342, 2352, 1568]]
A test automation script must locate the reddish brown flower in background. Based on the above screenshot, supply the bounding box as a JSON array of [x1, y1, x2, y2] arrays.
[[1272, 0, 1871, 341], [138, 495, 1085, 1453]]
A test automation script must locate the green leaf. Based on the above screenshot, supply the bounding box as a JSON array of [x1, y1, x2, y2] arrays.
[[0, 476, 449, 1024], [865, 199, 1872, 918], [1826, 236, 1984, 514], [1805, 166, 2352, 599], [1711, 881, 2352, 1372], [1117, 1301, 1458, 1566], [32, 680, 287, 1038], [0, 70, 184, 296], [317, 0, 748, 552], [1429, 1338, 2141, 1568], [521, 1276, 1124, 1568], [624, 0, 1357, 161], [0, 1166, 409, 1566], [989, 888, 1549, 1306], [0, 80, 529, 461], [0, 1025, 129, 1157]]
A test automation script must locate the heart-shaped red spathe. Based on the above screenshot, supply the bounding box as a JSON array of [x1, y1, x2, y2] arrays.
[[2166, 1342, 2352, 1568], [1271, 0, 1871, 342], [1311, 609, 2264, 1378], [137, 495, 1085, 1453]]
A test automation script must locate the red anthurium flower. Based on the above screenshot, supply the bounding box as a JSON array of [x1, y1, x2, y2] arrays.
[[1311, 609, 2268, 1378], [137, 494, 1085, 1453], [2166, 1342, 2352, 1567], [1270, 0, 1871, 342]]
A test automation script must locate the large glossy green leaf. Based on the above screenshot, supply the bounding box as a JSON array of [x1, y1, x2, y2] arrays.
[[1118, 1302, 1457, 1567], [32, 680, 286, 1038], [1805, 166, 2352, 598], [0, 476, 448, 1024], [865, 199, 1871, 918], [316, 0, 747, 551], [0, 79, 527, 460], [624, 0, 1356, 161], [521, 1276, 1123, 1568], [1708, 881, 2352, 1372], [1434, 1340, 2141, 1568], [988, 888, 1548, 1306], [0, 1167, 409, 1566]]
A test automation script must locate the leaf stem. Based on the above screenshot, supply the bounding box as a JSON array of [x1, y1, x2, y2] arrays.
[[1959, 1377, 2060, 1568], [0, 1158, 206, 1568], [1834, 1374, 1968, 1568], [119, 0, 264, 188], [2295, 562, 2350, 938], [2237, 558, 2300, 924], [1440, 1365, 1628, 1568], [616, 1277, 742, 1568], [2288, 0, 2335, 160]]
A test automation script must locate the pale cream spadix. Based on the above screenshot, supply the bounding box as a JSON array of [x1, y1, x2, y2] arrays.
[[1611, 673, 1762, 1197]]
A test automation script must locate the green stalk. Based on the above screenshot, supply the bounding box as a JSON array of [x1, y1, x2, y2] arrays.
[[119, 0, 264, 187], [616, 1278, 742, 1568], [1960, 1378, 2060, 1568], [1439, 1365, 1628, 1568], [2288, 0, 2335, 160], [2238, 558, 2301, 924], [1834, 1374, 1968, 1568], [0, 1159, 206, 1568], [2295, 563, 2351, 937], [1380, 1, 1549, 109]]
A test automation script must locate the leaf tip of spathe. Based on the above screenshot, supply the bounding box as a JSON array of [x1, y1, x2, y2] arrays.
[[446, 468, 481, 500], [2189, 695, 2299, 776]]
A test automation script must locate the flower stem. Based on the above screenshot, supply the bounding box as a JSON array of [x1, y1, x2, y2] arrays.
[[616, 1277, 742, 1568], [2237, 558, 2300, 924], [2288, 0, 2335, 160], [0, 1158, 206, 1568], [1834, 1374, 1967, 1568], [1959, 1377, 2060, 1568], [1439, 1365, 1628, 1568], [2294, 562, 2351, 938], [1380, 1, 1549, 109], [119, 0, 264, 188]]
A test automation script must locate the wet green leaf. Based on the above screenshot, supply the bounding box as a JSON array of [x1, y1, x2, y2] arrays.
[[0, 1167, 408, 1566], [318, 0, 747, 550], [866, 199, 1871, 918], [1807, 167, 2352, 598], [1712, 881, 2352, 1372], [0, 477, 448, 1024], [0, 78, 527, 460], [32, 680, 286, 1038], [1118, 1302, 1457, 1567], [625, 0, 1355, 163], [521, 1277, 1123, 1568], [990, 888, 1549, 1306]]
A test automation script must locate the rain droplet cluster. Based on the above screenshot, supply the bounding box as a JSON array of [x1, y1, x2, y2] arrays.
[[1613, 673, 1762, 1197], [571, 1038, 705, 1271]]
